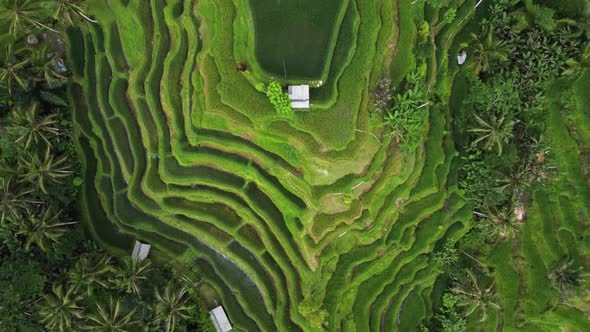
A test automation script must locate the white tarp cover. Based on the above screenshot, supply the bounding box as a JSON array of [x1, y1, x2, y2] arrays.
[[288, 85, 310, 109], [457, 51, 467, 65], [209, 306, 233, 332], [131, 241, 150, 261]]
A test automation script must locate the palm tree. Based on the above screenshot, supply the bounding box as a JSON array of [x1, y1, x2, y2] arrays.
[[16, 206, 76, 251], [85, 297, 140, 332], [0, 0, 55, 37], [468, 112, 515, 156], [450, 269, 500, 323], [549, 259, 590, 300], [153, 283, 195, 332], [0, 177, 40, 225], [68, 253, 116, 295], [18, 147, 72, 194], [0, 56, 31, 94], [48, 0, 97, 25], [38, 284, 85, 332], [10, 102, 60, 148], [493, 162, 531, 200], [476, 207, 521, 243], [460, 25, 509, 76], [29, 47, 69, 88], [113, 257, 153, 297]]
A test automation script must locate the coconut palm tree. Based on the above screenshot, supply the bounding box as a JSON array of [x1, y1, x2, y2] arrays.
[[549, 259, 590, 301], [10, 102, 60, 148], [476, 207, 521, 243], [48, 0, 97, 25], [68, 253, 116, 295], [153, 283, 195, 332], [17, 147, 72, 194], [493, 162, 531, 200], [460, 25, 509, 76], [0, 177, 40, 225], [468, 112, 515, 156], [0, 0, 55, 37], [450, 269, 500, 323], [113, 257, 153, 297], [85, 297, 140, 332], [0, 56, 31, 94], [38, 283, 85, 332], [16, 206, 76, 251], [28, 46, 69, 89]]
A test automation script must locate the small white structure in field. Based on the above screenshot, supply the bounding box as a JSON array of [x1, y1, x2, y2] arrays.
[[288, 84, 310, 109], [131, 241, 151, 262], [514, 205, 526, 221], [457, 51, 467, 65], [209, 306, 232, 332]]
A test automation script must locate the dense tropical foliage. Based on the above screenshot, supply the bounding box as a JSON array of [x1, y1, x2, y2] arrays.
[[432, 0, 590, 330], [0, 1, 212, 331]]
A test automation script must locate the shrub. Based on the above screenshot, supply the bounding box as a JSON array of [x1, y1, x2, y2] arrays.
[[425, 0, 451, 9], [435, 293, 467, 332], [255, 82, 266, 92], [417, 21, 430, 43], [382, 71, 428, 151], [527, 4, 556, 31], [266, 81, 292, 115]]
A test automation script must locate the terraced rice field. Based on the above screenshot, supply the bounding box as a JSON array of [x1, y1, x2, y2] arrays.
[[66, 0, 590, 331], [244, 0, 347, 79]]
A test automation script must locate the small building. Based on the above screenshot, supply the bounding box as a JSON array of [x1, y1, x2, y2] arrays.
[[514, 205, 526, 221], [209, 306, 232, 332], [288, 85, 310, 109], [131, 241, 151, 262], [457, 51, 467, 65]]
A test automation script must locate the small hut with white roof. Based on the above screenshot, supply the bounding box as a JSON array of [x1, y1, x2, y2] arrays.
[[288, 84, 310, 109]]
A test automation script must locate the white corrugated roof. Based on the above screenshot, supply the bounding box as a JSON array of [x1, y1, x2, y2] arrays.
[[131, 241, 150, 262], [288, 85, 310, 109], [291, 100, 310, 108], [457, 52, 467, 65], [209, 306, 232, 332]]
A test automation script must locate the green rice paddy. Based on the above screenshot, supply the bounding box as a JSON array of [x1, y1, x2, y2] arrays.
[[245, 0, 347, 80], [68, 0, 590, 330]]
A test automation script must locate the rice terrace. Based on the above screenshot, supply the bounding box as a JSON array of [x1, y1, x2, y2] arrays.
[[1, 0, 589, 331]]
